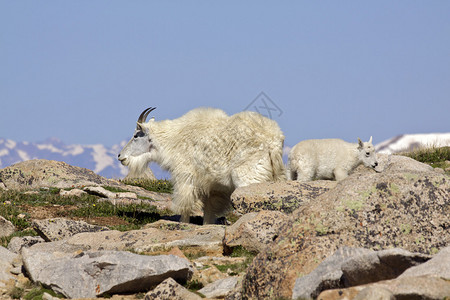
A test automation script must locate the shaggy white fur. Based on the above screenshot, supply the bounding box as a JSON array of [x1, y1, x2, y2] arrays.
[[119, 107, 286, 224], [122, 153, 156, 180], [287, 137, 380, 182]]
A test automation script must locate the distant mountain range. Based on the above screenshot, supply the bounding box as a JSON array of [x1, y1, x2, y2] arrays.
[[375, 133, 450, 154], [1, 133, 449, 179], [0, 137, 168, 179]]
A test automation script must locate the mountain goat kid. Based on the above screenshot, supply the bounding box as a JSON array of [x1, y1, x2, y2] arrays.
[[118, 107, 286, 224], [287, 137, 380, 182]]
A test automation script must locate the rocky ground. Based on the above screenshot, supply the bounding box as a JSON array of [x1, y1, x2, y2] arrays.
[[0, 155, 449, 299]]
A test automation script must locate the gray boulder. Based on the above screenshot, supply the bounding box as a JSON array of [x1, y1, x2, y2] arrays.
[[22, 249, 193, 299], [32, 218, 109, 242], [198, 276, 239, 299], [376, 153, 434, 173], [7, 235, 45, 254], [223, 210, 289, 253], [296, 247, 443, 299], [341, 248, 430, 286], [292, 247, 373, 299], [399, 245, 450, 279], [243, 161, 449, 299]]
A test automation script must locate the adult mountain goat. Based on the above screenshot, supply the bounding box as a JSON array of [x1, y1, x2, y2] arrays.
[[287, 137, 380, 182], [118, 107, 286, 224]]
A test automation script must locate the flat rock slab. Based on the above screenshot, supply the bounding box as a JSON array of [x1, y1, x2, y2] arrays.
[[198, 276, 239, 299], [231, 180, 335, 214], [84, 186, 137, 199], [33, 218, 110, 241], [22, 249, 193, 299], [28, 220, 225, 255]]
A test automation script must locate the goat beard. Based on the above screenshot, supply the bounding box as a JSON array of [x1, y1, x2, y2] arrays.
[[124, 154, 154, 179]]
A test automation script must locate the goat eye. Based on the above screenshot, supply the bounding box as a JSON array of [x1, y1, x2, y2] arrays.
[[366, 152, 370, 156], [134, 131, 145, 139]]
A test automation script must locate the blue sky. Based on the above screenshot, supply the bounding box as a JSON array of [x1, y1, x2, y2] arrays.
[[1, 1, 449, 149]]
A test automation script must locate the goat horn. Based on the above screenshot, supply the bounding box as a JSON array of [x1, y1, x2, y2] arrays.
[[137, 107, 156, 123]]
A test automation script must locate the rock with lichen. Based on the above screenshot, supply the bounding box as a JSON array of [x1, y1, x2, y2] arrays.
[[231, 180, 335, 214], [242, 160, 449, 299]]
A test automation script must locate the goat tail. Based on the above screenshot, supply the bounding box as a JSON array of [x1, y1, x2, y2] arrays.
[[269, 141, 287, 182]]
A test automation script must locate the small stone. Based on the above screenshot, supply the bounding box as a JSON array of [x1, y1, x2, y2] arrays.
[[145, 277, 201, 300], [198, 277, 239, 299], [116, 192, 137, 199], [59, 189, 86, 197], [0, 216, 16, 238]]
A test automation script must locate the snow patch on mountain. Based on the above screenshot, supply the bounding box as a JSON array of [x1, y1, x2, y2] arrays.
[[36, 143, 63, 153], [17, 150, 31, 161], [5, 139, 16, 149], [89, 144, 115, 174], [375, 133, 450, 154], [0, 149, 8, 157]]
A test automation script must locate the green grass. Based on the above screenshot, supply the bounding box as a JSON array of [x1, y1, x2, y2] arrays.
[[0, 187, 172, 246], [67, 200, 164, 227], [229, 245, 257, 258], [23, 285, 63, 300], [120, 178, 174, 193], [1, 200, 31, 230], [184, 279, 204, 292], [182, 249, 208, 261], [215, 245, 257, 275], [0, 229, 38, 248], [399, 146, 450, 173], [8, 281, 62, 300]]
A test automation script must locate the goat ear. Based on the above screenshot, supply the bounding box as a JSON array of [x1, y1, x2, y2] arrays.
[[368, 136, 373, 144], [358, 138, 364, 149]]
